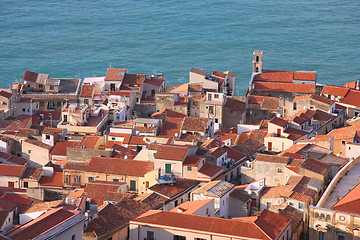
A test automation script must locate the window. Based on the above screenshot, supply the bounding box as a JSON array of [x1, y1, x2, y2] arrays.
[[165, 164, 171, 174], [28, 150, 31, 154], [278, 168, 282, 173], [209, 106, 214, 114], [46, 135, 50, 140], [65, 175, 70, 184], [342, 140, 345, 145], [113, 179, 119, 182], [130, 180, 136, 191], [175, 200, 178, 207], [146, 181, 149, 188], [293, 102, 297, 111], [47, 101, 55, 109], [187, 166, 192, 171], [206, 208, 209, 215], [63, 115, 68, 122], [22, 108, 25, 112], [266, 202, 271, 209], [57, 101, 62, 107], [8, 182, 14, 188], [173, 235, 186, 240], [112, 137, 116, 141], [208, 94, 212, 101], [72, 234, 76, 240], [84, 99, 89, 105], [337, 235, 345, 240], [88, 176, 93, 182], [50, 86, 54, 90], [147, 231, 154, 240], [195, 238, 206, 240], [215, 118, 218, 123], [319, 231, 326, 240], [214, 94, 219, 99], [298, 202, 304, 209], [23, 181, 28, 188]]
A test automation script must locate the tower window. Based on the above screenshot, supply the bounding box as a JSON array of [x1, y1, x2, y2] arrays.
[[256, 67, 259, 72], [256, 56, 259, 62]]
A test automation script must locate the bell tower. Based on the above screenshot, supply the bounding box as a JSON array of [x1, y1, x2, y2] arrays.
[[252, 50, 263, 73]]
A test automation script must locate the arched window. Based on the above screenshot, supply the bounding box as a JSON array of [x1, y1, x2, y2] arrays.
[[256, 56, 259, 62], [315, 212, 320, 218], [326, 214, 331, 221], [320, 213, 325, 219], [256, 67, 259, 72]]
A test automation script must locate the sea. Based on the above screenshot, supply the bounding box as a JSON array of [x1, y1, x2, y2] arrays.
[[0, 0, 359, 95]]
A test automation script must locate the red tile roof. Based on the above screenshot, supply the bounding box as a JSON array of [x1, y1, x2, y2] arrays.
[[340, 89, 360, 107], [332, 183, 360, 215], [22, 70, 39, 82], [108, 91, 132, 96], [80, 84, 95, 98], [84, 181, 126, 205], [24, 139, 53, 150], [132, 209, 289, 240], [151, 109, 186, 118], [300, 158, 331, 175], [6, 207, 79, 240], [254, 82, 316, 94], [79, 136, 100, 149], [85, 157, 154, 177], [51, 141, 81, 156], [144, 77, 164, 87], [158, 117, 184, 137], [0, 91, 12, 99], [181, 117, 209, 132], [155, 144, 191, 161], [149, 178, 199, 199], [224, 98, 246, 113], [104, 68, 127, 81], [42, 127, 62, 135], [198, 163, 222, 177], [39, 172, 63, 187], [120, 74, 145, 91], [255, 154, 290, 164], [183, 155, 203, 167], [322, 85, 350, 97], [0, 164, 25, 177], [1, 193, 33, 213], [269, 117, 288, 127]]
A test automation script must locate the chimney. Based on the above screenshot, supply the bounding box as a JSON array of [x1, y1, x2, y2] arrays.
[[356, 79, 359, 91]]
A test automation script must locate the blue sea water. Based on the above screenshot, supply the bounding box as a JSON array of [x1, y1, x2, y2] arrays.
[[0, 0, 359, 95]]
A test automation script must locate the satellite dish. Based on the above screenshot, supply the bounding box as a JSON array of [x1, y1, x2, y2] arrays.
[[124, 155, 128, 159]]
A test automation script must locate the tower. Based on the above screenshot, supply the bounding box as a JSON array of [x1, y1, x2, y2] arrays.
[[252, 50, 263, 73]]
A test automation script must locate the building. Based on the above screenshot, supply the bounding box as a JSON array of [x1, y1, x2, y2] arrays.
[[129, 209, 291, 240]]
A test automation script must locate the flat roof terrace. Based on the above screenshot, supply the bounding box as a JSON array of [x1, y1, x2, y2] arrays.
[[22, 78, 81, 95], [321, 159, 360, 209]]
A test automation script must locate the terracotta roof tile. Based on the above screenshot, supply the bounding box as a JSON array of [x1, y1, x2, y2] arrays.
[[340, 89, 360, 107], [0, 91, 12, 99], [198, 163, 223, 177], [144, 77, 164, 87], [254, 82, 315, 94], [51, 141, 81, 156], [269, 117, 288, 127], [104, 68, 127, 81], [0, 164, 25, 177], [255, 154, 290, 164], [79, 136, 100, 149], [84, 181, 127, 205], [183, 155, 203, 167], [24, 200, 63, 213], [39, 172, 63, 187], [120, 74, 145, 91], [133, 209, 289, 240], [181, 117, 209, 132], [21, 167, 42, 180], [151, 109, 186, 118], [85, 157, 154, 177], [155, 144, 192, 161], [64, 162, 88, 171], [1, 193, 33, 213], [24, 139, 53, 150], [224, 98, 246, 113], [322, 85, 350, 97], [80, 85, 95, 98], [170, 199, 213, 214], [300, 158, 331, 175], [149, 178, 199, 199], [332, 183, 360, 215], [42, 127, 62, 135], [22, 70, 39, 82], [6, 207, 79, 239]]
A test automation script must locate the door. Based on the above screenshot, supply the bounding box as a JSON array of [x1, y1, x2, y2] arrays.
[[8, 182, 14, 188], [277, 128, 281, 136], [268, 142, 272, 151]]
